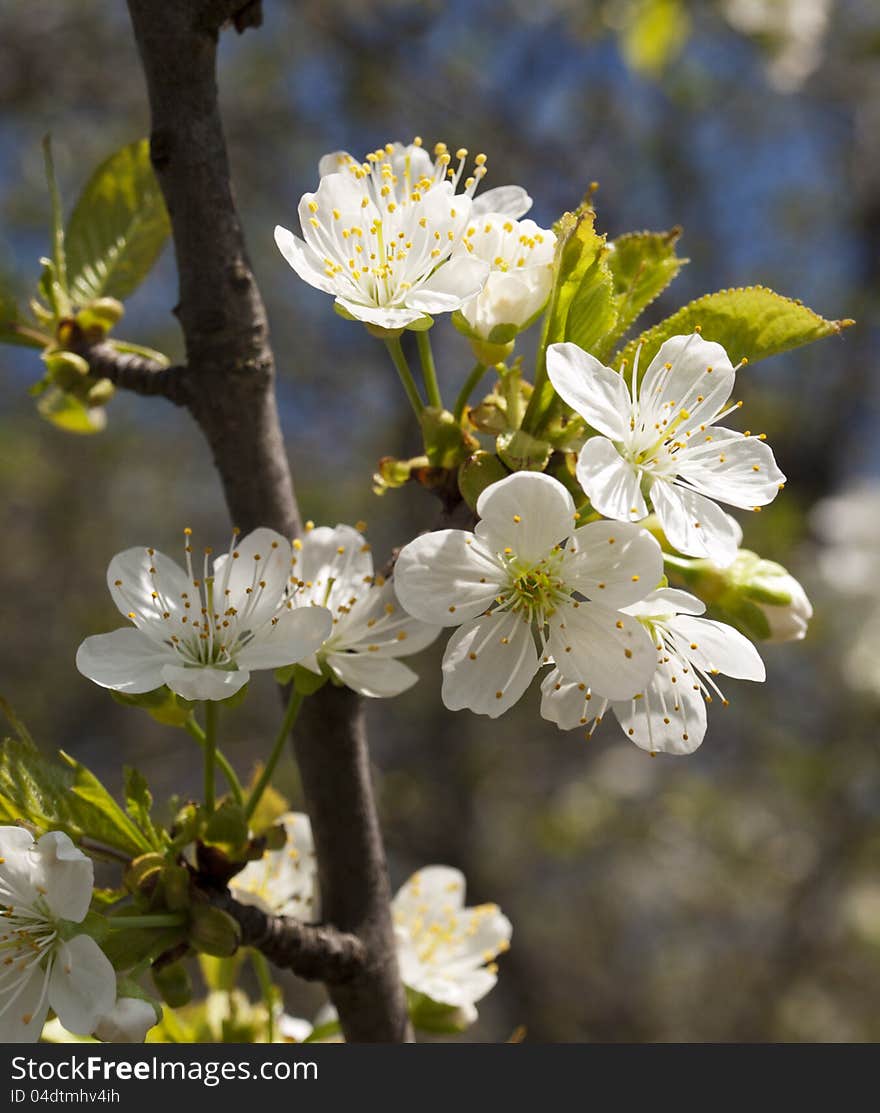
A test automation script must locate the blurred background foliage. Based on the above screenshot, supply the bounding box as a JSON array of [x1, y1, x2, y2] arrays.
[[2, 0, 880, 1041]]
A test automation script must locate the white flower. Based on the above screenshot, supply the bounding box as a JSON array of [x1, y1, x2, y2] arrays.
[[230, 815, 510, 1023], [394, 471, 663, 718], [290, 522, 440, 698], [277, 1013, 314, 1042], [76, 527, 332, 703], [93, 996, 160, 1043], [723, 0, 831, 92], [392, 865, 511, 1020], [541, 587, 766, 754], [547, 333, 786, 567], [229, 812, 318, 921], [276, 138, 530, 332], [455, 214, 556, 340], [0, 828, 116, 1043]]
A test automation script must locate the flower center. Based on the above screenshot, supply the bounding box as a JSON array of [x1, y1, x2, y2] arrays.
[[501, 549, 569, 621]]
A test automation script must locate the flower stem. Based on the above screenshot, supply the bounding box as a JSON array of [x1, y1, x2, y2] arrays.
[[185, 717, 244, 807], [252, 950, 277, 1042], [453, 362, 487, 424], [203, 701, 219, 815], [416, 330, 442, 408], [107, 914, 187, 930], [245, 688, 306, 823], [384, 337, 424, 419]]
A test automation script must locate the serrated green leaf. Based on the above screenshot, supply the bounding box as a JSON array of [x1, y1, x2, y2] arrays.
[[36, 385, 106, 434], [65, 139, 170, 304], [603, 228, 686, 354], [616, 286, 853, 370], [0, 737, 150, 856]]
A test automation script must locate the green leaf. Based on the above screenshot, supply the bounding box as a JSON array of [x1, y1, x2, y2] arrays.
[[617, 286, 854, 370], [523, 201, 616, 434], [0, 735, 150, 856], [65, 139, 170, 304], [36, 385, 107, 434], [124, 767, 163, 849], [603, 228, 686, 353]]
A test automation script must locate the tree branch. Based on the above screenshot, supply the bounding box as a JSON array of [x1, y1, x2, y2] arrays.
[[74, 340, 190, 404], [211, 891, 365, 983], [126, 0, 411, 1042]]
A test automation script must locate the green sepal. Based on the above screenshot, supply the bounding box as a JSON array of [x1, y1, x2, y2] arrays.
[[111, 686, 195, 728], [405, 313, 434, 332], [36, 386, 106, 434], [188, 904, 241, 958], [406, 988, 474, 1034], [458, 451, 509, 510], [152, 961, 193, 1008], [496, 429, 552, 472], [421, 406, 476, 468], [274, 662, 328, 694]]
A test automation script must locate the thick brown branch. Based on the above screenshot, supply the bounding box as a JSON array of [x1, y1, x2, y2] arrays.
[[126, 0, 411, 1042], [75, 341, 190, 404], [211, 891, 365, 983]]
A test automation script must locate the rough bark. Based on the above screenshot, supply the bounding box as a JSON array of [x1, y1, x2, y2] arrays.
[[124, 0, 411, 1041], [211, 891, 366, 983]]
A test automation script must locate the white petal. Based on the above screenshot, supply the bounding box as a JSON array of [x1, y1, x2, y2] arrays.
[[566, 520, 663, 607], [393, 866, 466, 918], [76, 629, 171, 694], [649, 478, 741, 565], [441, 612, 537, 717], [107, 546, 191, 632], [334, 578, 440, 658], [624, 587, 706, 620], [93, 997, 159, 1043], [31, 831, 93, 923], [235, 606, 332, 670], [612, 658, 708, 755], [214, 527, 292, 631], [294, 524, 374, 611], [546, 343, 631, 440], [0, 965, 50, 1043], [539, 667, 608, 732], [160, 665, 250, 702], [546, 602, 656, 700], [471, 185, 533, 218], [318, 150, 357, 177], [576, 437, 648, 521], [274, 226, 338, 295], [394, 530, 505, 626], [475, 471, 576, 564], [334, 298, 425, 329], [406, 257, 490, 314], [676, 428, 785, 509], [49, 935, 117, 1036], [637, 333, 735, 434], [326, 653, 419, 698], [670, 616, 766, 681]]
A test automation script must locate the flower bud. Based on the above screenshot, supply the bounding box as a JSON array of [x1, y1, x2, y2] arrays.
[[188, 904, 242, 957], [76, 297, 125, 337], [672, 548, 813, 643], [93, 997, 160, 1044], [87, 378, 116, 407], [44, 350, 90, 391]]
